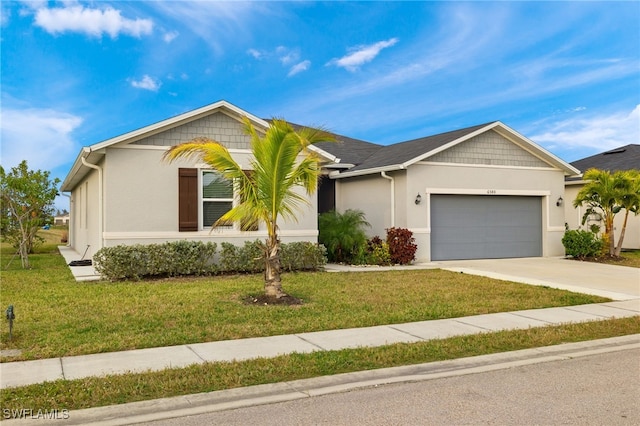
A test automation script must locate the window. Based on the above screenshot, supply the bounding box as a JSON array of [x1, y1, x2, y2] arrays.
[[201, 170, 233, 227], [178, 168, 256, 231]]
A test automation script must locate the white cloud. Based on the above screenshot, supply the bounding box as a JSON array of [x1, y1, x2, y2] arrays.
[[531, 105, 640, 154], [0, 107, 82, 171], [163, 30, 179, 43], [247, 48, 264, 59], [327, 38, 399, 72], [34, 5, 153, 38], [277, 46, 299, 65], [288, 60, 311, 77], [130, 75, 161, 91]]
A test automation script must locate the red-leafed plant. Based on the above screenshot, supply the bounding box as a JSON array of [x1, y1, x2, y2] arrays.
[[386, 227, 417, 265]]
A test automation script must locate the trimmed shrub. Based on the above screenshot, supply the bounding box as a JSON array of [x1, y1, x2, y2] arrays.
[[219, 241, 264, 274], [280, 242, 327, 271], [93, 240, 326, 281], [561, 230, 604, 259], [386, 227, 417, 265]]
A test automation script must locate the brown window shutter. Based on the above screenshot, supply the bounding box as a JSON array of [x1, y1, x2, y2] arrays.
[[178, 168, 198, 231]]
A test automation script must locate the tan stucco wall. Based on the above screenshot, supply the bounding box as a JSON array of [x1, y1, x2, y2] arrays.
[[408, 164, 566, 262], [335, 172, 406, 238], [565, 183, 640, 250], [100, 145, 318, 249], [335, 164, 567, 263], [69, 162, 102, 259]]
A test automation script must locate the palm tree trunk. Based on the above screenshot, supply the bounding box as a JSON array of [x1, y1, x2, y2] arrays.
[[614, 210, 630, 257], [264, 234, 286, 298], [605, 213, 616, 256]]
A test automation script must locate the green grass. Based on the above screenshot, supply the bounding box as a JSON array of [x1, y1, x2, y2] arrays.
[[1, 247, 609, 361], [1, 316, 638, 414]]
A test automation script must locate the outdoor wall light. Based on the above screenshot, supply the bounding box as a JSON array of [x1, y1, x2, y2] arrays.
[[415, 193, 422, 205], [556, 196, 563, 207]]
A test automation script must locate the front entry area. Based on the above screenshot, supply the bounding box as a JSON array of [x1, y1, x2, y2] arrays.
[[430, 194, 542, 261]]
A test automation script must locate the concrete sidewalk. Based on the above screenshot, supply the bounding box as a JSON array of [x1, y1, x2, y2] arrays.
[[2, 299, 639, 389], [3, 247, 628, 391]]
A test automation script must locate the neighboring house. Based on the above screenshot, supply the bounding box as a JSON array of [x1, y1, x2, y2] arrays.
[[61, 100, 580, 262], [564, 144, 640, 250], [54, 214, 70, 226]]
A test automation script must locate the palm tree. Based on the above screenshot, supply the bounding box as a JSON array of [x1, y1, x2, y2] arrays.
[[614, 170, 640, 257], [573, 168, 632, 256], [163, 117, 334, 299], [318, 209, 370, 263]]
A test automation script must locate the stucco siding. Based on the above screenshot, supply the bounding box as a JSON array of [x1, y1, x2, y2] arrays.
[[408, 164, 565, 262], [429, 130, 550, 168], [69, 164, 102, 259], [101, 145, 319, 247], [131, 112, 252, 149], [336, 173, 400, 238]]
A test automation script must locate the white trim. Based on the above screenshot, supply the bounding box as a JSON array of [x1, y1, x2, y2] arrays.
[[116, 144, 253, 155], [547, 226, 566, 232], [332, 164, 404, 179], [409, 228, 431, 234], [425, 188, 551, 197], [416, 160, 558, 172], [103, 230, 319, 240]]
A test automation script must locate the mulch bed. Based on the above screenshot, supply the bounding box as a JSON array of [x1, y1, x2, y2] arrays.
[[243, 294, 304, 306]]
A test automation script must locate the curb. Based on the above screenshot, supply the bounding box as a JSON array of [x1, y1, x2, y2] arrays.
[[4, 334, 638, 426]]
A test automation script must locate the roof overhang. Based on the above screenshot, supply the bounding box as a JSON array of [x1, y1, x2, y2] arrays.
[[333, 121, 581, 179], [61, 100, 269, 192]]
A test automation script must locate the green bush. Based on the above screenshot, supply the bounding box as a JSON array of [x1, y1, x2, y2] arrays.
[[280, 242, 327, 271], [562, 230, 604, 259], [219, 241, 264, 274], [93, 240, 326, 281], [318, 209, 370, 264]]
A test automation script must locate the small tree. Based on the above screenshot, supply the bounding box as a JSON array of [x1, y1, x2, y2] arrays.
[[0, 161, 60, 268], [164, 117, 334, 299], [574, 168, 638, 257]]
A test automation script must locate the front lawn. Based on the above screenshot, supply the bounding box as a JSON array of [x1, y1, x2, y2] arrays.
[[1, 247, 609, 361]]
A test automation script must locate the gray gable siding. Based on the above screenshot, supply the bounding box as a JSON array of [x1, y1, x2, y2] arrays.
[[428, 130, 550, 168], [132, 112, 252, 149]]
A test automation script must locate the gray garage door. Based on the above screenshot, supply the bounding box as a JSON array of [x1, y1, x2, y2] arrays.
[[431, 195, 542, 261]]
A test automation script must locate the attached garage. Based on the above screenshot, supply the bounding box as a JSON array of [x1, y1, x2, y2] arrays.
[[430, 195, 542, 261]]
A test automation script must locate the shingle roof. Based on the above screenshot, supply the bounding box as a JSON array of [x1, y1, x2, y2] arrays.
[[283, 121, 381, 166], [315, 135, 381, 166], [343, 122, 496, 172], [570, 144, 640, 175]]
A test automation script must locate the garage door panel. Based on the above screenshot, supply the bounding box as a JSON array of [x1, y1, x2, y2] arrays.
[[431, 195, 542, 261]]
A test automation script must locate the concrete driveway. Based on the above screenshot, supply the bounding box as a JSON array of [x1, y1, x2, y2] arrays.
[[436, 257, 640, 301]]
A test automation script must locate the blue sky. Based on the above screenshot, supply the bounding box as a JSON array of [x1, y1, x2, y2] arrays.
[[1, 1, 639, 210]]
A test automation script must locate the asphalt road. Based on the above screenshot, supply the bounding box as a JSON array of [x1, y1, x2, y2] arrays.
[[143, 348, 640, 426]]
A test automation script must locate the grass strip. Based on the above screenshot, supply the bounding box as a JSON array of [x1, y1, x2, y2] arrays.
[[1, 249, 610, 361], [1, 317, 638, 413]]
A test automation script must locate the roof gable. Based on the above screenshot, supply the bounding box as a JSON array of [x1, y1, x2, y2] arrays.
[[62, 100, 263, 191], [428, 129, 550, 168], [333, 121, 579, 178], [132, 111, 253, 150]]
